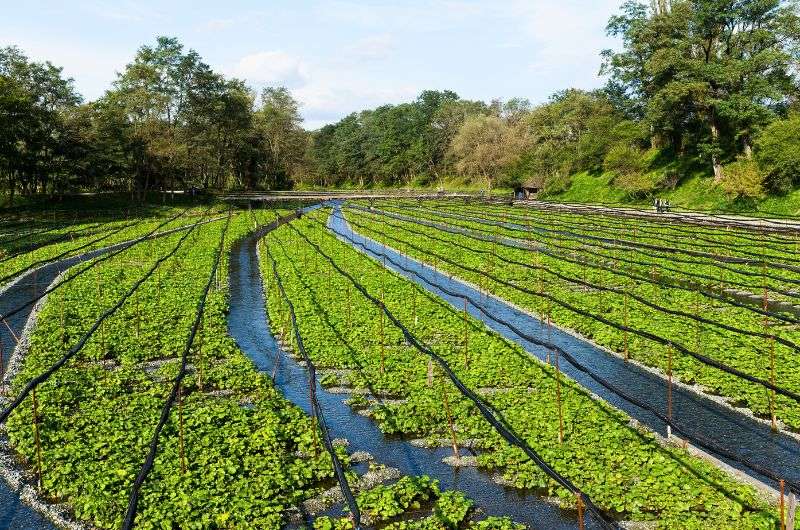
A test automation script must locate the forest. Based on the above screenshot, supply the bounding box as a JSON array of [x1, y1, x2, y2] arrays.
[[2, 0, 800, 204]]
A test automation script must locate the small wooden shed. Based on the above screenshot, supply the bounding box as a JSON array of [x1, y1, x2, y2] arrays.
[[514, 177, 543, 200]]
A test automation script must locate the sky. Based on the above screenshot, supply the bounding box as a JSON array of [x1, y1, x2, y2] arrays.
[[2, 0, 623, 129]]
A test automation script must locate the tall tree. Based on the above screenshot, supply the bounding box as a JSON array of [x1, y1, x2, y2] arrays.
[[253, 86, 307, 189], [604, 0, 800, 180], [450, 115, 524, 192], [0, 46, 81, 204]]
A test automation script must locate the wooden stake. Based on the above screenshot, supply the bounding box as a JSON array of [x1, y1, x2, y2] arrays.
[[412, 289, 418, 326], [555, 345, 564, 445], [780, 479, 786, 530], [427, 359, 434, 387], [463, 298, 470, 368], [32, 388, 43, 489], [178, 384, 187, 474], [667, 344, 673, 437], [440, 378, 460, 461], [576, 492, 585, 530]]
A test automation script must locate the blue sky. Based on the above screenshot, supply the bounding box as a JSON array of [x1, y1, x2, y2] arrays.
[[3, 0, 623, 129]]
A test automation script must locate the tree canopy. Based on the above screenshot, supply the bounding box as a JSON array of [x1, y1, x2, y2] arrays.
[[2, 1, 800, 203]]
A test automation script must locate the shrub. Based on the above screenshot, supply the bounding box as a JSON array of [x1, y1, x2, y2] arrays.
[[755, 115, 800, 193], [718, 158, 765, 199], [542, 170, 573, 194], [604, 143, 648, 179], [605, 143, 658, 196]]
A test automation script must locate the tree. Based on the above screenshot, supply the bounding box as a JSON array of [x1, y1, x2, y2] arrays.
[[450, 115, 523, 191], [0, 46, 81, 204], [603, 0, 800, 180], [254, 87, 307, 188], [514, 89, 630, 190]]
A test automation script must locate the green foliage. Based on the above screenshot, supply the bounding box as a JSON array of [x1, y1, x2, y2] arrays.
[[359, 202, 800, 432], [5, 208, 341, 529], [755, 115, 800, 193], [719, 158, 765, 199], [603, 0, 800, 175], [263, 210, 779, 527], [313, 476, 510, 530]]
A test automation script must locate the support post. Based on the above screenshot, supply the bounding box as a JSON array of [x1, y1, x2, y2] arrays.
[[178, 384, 187, 474], [441, 378, 460, 462], [412, 289, 418, 326], [32, 388, 43, 489], [780, 479, 785, 530], [463, 298, 470, 368], [667, 343, 673, 439]]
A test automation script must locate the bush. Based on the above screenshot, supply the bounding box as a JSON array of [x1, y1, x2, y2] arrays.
[[604, 142, 648, 178], [542, 170, 573, 194], [718, 158, 765, 199], [604, 143, 661, 196], [755, 115, 800, 193]]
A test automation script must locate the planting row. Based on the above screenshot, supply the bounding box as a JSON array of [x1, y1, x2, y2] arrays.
[[0, 205, 225, 289], [262, 209, 777, 529], [3, 207, 343, 529], [345, 205, 800, 432], [378, 200, 800, 306]]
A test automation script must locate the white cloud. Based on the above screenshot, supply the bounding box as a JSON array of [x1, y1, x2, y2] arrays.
[[229, 48, 418, 128], [297, 82, 419, 130], [346, 34, 394, 61], [0, 33, 124, 100], [230, 51, 309, 88]]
